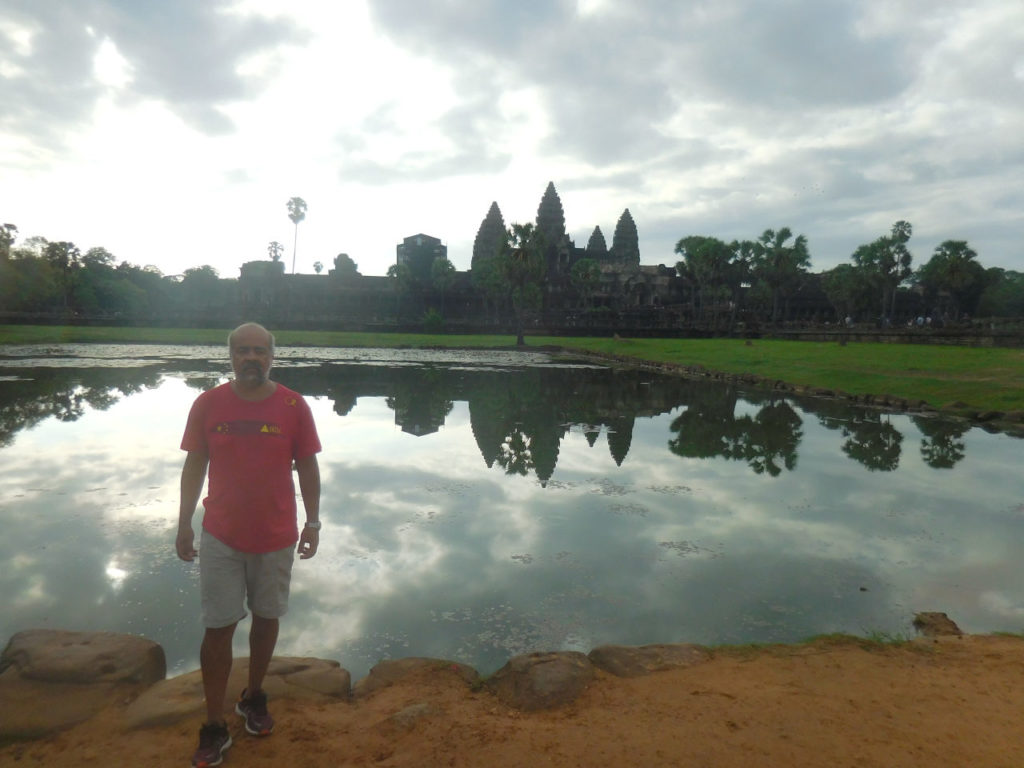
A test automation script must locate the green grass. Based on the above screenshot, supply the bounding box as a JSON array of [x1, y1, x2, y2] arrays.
[[548, 337, 1024, 413], [713, 632, 926, 661], [2, 325, 1023, 412]]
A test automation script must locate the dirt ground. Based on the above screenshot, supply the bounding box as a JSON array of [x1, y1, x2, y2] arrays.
[[3, 634, 1023, 768]]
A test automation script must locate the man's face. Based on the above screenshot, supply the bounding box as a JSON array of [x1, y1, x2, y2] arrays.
[[230, 328, 273, 388]]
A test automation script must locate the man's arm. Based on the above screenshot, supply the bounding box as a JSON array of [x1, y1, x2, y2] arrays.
[[295, 454, 321, 560], [176, 450, 209, 561]]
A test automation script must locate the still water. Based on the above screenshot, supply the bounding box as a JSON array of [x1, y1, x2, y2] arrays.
[[1, 344, 1022, 680]]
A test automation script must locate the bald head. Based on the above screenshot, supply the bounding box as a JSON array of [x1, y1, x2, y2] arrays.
[[228, 322, 274, 354], [228, 323, 275, 393]]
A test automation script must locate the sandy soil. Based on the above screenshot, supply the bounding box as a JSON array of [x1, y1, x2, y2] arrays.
[[2, 634, 1022, 768]]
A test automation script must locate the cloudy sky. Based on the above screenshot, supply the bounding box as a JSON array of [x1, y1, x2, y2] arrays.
[[1, 0, 1021, 279]]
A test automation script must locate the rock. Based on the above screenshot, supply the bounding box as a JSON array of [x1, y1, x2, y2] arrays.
[[386, 702, 439, 732], [588, 643, 710, 678], [0, 630, 166, 742], [486, 651, 594, 711], [122, 656, 350, 729], [975, 411, 1002, 422], [912, 612, 963, 637], [1, 629, 166, 685], [353, 657, 479, 699]]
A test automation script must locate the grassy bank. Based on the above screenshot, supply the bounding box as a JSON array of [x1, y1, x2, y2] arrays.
[[2, 324, 1022, 413]]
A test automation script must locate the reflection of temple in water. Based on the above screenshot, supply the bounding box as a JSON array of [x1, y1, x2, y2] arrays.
[[280, 362, 688, 484], [0, 353, 976, 483]]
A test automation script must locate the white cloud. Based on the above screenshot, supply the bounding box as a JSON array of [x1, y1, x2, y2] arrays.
[[0, 0, 1022, 279]]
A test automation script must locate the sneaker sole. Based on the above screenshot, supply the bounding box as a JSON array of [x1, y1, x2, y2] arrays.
[[193, 734, 232, 767], [235, 703, 274, 736]]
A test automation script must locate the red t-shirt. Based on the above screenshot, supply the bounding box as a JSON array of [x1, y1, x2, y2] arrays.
[[181, 382, 322, 553]]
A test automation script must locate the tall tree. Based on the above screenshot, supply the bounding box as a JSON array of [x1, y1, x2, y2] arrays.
[[471, 254, 507, 323], [267, 241, 284, 262], [44, 241, 81, 311], [501, 222, 546, 346], [83, 246, 114, 267], [286, 197, 307, 274], [0, 223, 17, 259], [915, 240, 985, 320], [674, 236, 732, 322], [977, 268, 1024, 318], [851, 221, 913, 321], [751, 227, 810, 323], [610, 209, 640, 266], [822, 263, 874, 322], [180, 265, 221, 313], [724, 239, 755, 328]]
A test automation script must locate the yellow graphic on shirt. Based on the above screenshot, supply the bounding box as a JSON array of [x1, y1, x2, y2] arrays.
[[210, 420, 283, 436]]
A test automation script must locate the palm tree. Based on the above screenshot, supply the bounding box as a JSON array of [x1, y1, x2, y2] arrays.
[[286, 197, 307, 274], [751, 228, 811, 324], [267, 241, 284, 262], [0, 223, 17, 259], [917, 240, 983, 320], [501, 223, 546, 346], [851, 221, 913, 321]]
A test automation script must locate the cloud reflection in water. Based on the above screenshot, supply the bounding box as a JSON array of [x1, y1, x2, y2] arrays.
[[0, 347, 1022, 681]]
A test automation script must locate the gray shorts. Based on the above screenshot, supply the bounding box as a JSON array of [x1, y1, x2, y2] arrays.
[[199, 529, 295, 628]]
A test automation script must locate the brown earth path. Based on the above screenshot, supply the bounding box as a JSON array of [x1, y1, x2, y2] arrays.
[[2, 634, 1022, 768]]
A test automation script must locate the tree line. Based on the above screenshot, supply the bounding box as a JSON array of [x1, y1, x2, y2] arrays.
[[673, 221, 1024, 326], [3, 213, 1023, 329], [0, 224, 234, 321]]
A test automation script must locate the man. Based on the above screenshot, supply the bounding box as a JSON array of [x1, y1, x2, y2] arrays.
[[176, 322, 322, 768]]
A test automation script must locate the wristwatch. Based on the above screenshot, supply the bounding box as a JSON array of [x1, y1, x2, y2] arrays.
[[304, 520, 322, 531]]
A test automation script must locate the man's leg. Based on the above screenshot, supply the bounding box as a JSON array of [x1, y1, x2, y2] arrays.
[[200, 622, 237, 724], [247, 614, 279, 694]]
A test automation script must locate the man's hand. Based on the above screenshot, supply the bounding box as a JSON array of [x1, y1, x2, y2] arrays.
[[176, 525, 197, 562], [297, 527, 319, 560]]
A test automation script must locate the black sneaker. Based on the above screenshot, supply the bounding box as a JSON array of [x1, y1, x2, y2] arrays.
[[191, 721, 232, 767], [235, 688, 274, 735]]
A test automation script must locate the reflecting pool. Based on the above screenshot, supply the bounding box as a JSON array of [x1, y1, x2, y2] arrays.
[[1, 343, 1022, 680]]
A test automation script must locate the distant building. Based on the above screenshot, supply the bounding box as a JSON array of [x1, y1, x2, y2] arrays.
[[397, 234, 447, 281]]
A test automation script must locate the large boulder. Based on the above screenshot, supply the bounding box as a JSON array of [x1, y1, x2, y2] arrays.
[[486, 651, 594, 711], [353, 657, 480, 699], [0, 629, 166, 742], [913, 612, 963, 637], [588, 643, 710, 677], [123, 656, 351, 729], [1, 629, 166, 685]]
